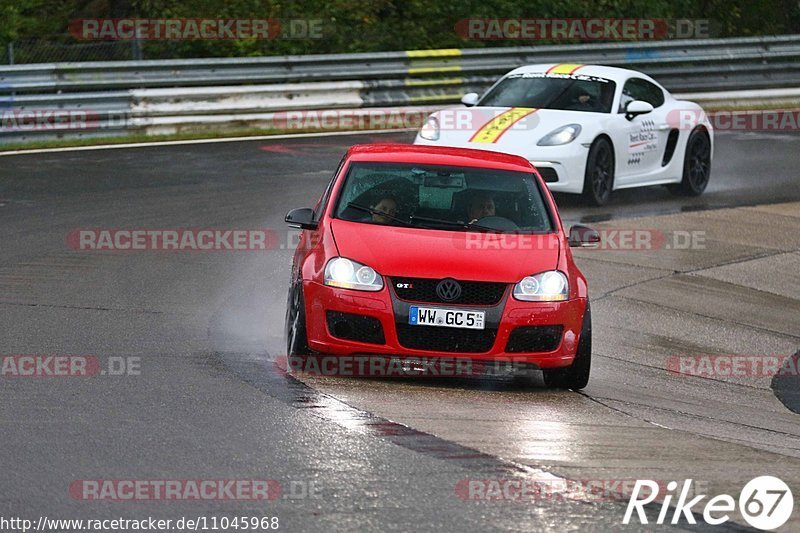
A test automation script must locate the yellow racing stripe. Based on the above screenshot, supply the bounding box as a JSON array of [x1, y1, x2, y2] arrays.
[[546, 63, 584, 75], [469, 108, 537, 144]]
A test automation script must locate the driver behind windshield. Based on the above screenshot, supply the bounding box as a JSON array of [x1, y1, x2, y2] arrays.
[[467, 194, 496, 223], [565, 86, 596, 111]]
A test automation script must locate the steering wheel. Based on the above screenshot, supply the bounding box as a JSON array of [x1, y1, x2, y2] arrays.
[[472, 216, 519, 231], [568, 95, 595, 110]]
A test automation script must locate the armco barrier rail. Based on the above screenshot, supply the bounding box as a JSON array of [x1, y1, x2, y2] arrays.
[[2, 35, 800, 143]]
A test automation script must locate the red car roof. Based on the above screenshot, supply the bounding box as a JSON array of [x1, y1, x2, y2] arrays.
[[345, 144, 534, 173]]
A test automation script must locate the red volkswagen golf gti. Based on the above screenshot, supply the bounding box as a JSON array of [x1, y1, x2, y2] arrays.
[[284, 144, 599, 389]]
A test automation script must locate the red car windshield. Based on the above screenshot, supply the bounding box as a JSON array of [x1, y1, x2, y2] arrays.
[[333, 162, 555, 233]]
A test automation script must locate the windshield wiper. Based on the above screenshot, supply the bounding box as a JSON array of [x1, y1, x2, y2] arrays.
[[346, 203, 412, 226], [409, 214, 499, 232]]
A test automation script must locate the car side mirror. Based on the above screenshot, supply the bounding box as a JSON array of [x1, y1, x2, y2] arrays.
[[625, 100, 654, 121], [461, 92, 479, 106], [568, 225, 601, 247], [285, 207, 318, 230]]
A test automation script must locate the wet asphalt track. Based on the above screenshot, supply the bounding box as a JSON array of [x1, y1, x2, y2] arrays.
[[0, 130, 798, 531]]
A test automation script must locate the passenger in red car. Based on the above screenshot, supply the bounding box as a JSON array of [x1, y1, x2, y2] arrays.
[[370, 197, 399, 224]]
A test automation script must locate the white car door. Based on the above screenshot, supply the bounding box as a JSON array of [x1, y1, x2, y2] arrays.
[[611, 78, 672, 186]]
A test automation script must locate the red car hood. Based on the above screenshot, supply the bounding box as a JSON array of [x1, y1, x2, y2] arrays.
[[330, 220, 560, 283]]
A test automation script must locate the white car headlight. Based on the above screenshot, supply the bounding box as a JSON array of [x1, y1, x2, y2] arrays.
[[419, 116, 440, 141], [324, 257, 384, 291], [537, 124, 582, 146], [513, 271, 569, 301]]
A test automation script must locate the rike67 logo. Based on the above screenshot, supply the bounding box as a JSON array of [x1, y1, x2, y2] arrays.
[[624, 476, 794, 530]]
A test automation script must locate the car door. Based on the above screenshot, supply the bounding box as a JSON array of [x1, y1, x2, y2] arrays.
[[611, 77, 671, 185]]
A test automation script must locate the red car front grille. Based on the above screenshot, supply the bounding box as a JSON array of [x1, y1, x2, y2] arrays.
[[391, 277, 507, 306]]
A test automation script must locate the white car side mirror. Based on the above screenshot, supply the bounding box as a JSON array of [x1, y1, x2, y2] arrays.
[[625, 100, 654, 120], [461, 93, 479, 106]]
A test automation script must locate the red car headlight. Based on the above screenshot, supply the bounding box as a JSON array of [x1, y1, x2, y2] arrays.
[[324, 257, 384, 292], [513, 271, 569, 302]]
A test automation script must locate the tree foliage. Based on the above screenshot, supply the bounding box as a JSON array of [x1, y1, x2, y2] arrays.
[[0, 0, 797, 57]]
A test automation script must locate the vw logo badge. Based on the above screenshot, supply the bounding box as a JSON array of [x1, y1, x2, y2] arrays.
[[436, 278, 462, 302]]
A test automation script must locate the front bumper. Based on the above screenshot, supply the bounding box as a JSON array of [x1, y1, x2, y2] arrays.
[[527, 141, 590, 194], [303, 280, 587, 369]]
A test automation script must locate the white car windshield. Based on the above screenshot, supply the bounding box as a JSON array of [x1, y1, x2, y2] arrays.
[[479, 73, 616, 113]]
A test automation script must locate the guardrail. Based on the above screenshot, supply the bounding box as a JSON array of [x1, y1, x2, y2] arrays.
[[2, 35, 800, 143]]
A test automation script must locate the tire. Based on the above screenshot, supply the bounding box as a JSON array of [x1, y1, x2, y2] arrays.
[[285, 282, 311, 369], [543, 302, 591, 390], [581, 138, 615, 206], [667, 128, 711, 196]]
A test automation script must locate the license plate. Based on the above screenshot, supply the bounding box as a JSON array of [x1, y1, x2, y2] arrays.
[[408, 306, 485, 330]]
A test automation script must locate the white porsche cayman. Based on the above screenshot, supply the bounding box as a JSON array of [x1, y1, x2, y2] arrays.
[[414, 64, 713, 205]]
